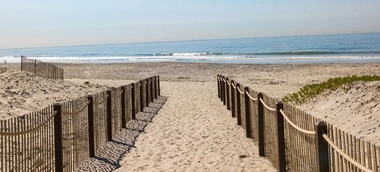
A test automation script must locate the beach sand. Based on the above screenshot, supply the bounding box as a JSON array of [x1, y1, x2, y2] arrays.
[[1, 62, 379, 171]]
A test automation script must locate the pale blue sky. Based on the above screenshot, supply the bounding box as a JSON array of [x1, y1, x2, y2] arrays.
[[1, 0, 380, 49]]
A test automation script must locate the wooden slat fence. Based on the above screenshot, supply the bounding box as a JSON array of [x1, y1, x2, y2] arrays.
[[21, 56, 64, 80], [0, 76, 160, 172], [217, 74, 379, 172], [0, 106, 56, 172]]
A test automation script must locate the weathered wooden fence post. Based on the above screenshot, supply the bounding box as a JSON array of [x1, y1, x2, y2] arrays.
[[222, 76, 227, 105], [152, 77, 156, 99], [87, 95, 95, 157], [145, 79, 149, 107], [53, 103, 63, 172], [220, 76, 224, 102], [121, 86, 126, 128], [276, 101, 286, 172], [257, 93, 265, 157], [149, 78, 153, 103], [236, 83, 242, 125], [156, 76, 159, 98], [315, 122, 329, 172], [157, 76, 160, 96], [140, 80, 145, 112], [131, 83, 136, 120], [217, 75, 220, 98], [244, 87, 252, 138], [224, 77, 228, 106], [226, 78, 231, 110], [231, 80, 236, 118], [107, 90, 112, 141]]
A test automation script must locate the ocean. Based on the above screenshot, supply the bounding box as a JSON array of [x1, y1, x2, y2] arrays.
[[1, 32, 380, 64]]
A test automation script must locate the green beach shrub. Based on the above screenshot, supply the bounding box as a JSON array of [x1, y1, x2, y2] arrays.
[[282, 75, 380, 104]]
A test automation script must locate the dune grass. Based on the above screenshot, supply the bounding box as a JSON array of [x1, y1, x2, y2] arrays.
[[282, 75, 380, 104]]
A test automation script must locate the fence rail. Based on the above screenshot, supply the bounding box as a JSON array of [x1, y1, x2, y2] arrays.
[[217, 74, 379, 172], [0, 76, 160, 172], [21, 56, 64, 80]]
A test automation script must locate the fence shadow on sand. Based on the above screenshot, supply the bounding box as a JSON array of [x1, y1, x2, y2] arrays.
[[77, 96, 167, 172]]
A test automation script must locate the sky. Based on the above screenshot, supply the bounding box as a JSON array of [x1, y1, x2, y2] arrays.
[[1, 0, 380, 49]]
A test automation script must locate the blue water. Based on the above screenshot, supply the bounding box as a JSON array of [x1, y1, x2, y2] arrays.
[[1, 32, 380, 64]]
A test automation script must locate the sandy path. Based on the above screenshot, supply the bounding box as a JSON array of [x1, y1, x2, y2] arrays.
[[115, 82, 276, 172]]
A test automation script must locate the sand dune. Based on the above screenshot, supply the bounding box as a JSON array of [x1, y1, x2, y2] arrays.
[[0, 70, 111, 119], [300, 81, 380, 144]]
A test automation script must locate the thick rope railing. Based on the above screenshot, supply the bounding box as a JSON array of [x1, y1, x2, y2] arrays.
[[95, 94, 109, 105], [226, 80, 231, 86], [259, 98, 276, 111], [231, 82, 236, 89], [279, 109, 315, 135], [322, 133, 373, 172], [62, 100, 90, 115], [0, 111, 57, 136], [246, 91, 258, 101], [237, 86, 244, 95]]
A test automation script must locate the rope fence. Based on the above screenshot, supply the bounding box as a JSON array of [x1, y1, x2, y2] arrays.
[[0, 75, 161, 172], [217, 74, 379, 172], [260, 98, 276, 111], [279, 109, 315, 135]]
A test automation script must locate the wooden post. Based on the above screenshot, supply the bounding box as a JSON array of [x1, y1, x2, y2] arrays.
[[315, 122, 329, 172], [276, 102, 286, 172], [135, 82, 140, 113], [131, 83, 136, 120], [149, 78, 153, 103], [121, 86, 126, 128], [231, 80, 236, 118], [221, 76, 225, 102], [152, 77, 156, 99], [244, 87, 252, 138], [140, 80, 144, 112], [222, 76, 226, 105], [145, 79, 149, 107], [236, 83, 242, 125], [149, 77, 154, 102], [157, 76, 160, 96], [107, 90, 112, 141], [257, 93, 265, 156], [149, 78, 152, 103], [87, 95, 95, 157], [226, 78, 230, 110], [53, 103, 63, 172], [217, 75, 220, 98], [155, 76, 159, 98], [224, 77, 228, 106]]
